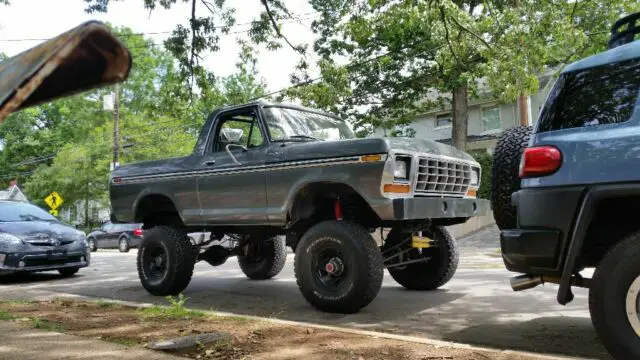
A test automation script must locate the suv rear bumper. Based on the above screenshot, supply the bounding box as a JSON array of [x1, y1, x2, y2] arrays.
[[500, 186, 584, 276]]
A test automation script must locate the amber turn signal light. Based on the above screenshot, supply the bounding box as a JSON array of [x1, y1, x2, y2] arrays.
[[466, 188, 477, 198], [361, 154, 382, 162], [383, 184, 411, 193]]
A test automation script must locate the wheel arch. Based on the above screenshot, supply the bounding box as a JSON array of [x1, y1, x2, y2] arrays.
[[133, 190, 185, 228], [559, 184, 640, 305]]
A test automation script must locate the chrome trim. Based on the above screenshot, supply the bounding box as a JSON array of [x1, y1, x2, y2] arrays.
[[114, 154, 387, 185]]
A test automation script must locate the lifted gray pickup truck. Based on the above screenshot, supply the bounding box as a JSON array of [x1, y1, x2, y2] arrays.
[[109, 100, 489, 313]]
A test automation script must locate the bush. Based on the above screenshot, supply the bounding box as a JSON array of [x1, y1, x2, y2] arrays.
[[468, 149, 492, 199]]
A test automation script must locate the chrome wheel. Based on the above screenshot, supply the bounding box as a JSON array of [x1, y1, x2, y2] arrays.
[[626, 275, 640, 337]]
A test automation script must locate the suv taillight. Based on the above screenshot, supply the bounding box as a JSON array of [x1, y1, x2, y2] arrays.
[[519, 146, 562, 178], [133, 228, 143, 237]]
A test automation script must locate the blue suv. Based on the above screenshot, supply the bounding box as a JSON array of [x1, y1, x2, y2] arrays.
[[491, 12, 640, 359]]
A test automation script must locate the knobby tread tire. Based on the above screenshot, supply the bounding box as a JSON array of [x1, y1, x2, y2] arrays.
[[491, 125, 532, 230], [137, 225, 196, 296], [589, 231, 640, 359], [387, 226, 459, 290], [294, 220, 384, 314], [238, 236, 287, 280]]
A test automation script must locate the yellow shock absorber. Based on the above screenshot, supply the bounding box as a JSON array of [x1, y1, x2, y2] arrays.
[[411, 231, 433, 249]]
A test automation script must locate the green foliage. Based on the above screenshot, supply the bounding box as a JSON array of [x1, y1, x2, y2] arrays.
[[32, 318, 64, 332], [468, 149, 492, 199], [0, 24, 267, 223], [0, 311, 16, 320], [140, 294, 206, 320], [96, 300, 121, 308]]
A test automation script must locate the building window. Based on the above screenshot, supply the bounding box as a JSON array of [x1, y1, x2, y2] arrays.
[[91, 206, 99, 220], [435, 113, 452, 128], [482, 105, 500, 131]]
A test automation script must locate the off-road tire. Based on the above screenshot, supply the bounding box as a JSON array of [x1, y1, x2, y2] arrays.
[[589, 231, 640, 359], [118, 236, 131, 253], [137, 225, 196, 296], [87, 238, 97, 252], [238, 236, 287, 280], [386, 226, 459, 290], [58, 267, 80, 277], [491, 125, 532, 230], [294, 220, 384, 314]]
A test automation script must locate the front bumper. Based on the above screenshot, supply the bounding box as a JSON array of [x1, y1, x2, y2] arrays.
[[390, 197, 490, 220], [0, 248, 91, 274], [500, 186, 584, 276]]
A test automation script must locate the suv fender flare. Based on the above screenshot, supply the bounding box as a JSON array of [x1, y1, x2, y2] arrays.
[[559, 183, 640, 305]]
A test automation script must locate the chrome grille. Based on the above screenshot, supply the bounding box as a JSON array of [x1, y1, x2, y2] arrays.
[[414, 157, 472, 197]]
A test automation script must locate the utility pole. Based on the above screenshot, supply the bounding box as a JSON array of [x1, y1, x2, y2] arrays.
[[112, 83, 120, 168]]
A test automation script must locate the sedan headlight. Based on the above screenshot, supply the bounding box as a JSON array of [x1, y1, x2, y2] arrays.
[[470, 168, 480, 186], [394, 156, 411, 180], [0, 233, 22, 245]]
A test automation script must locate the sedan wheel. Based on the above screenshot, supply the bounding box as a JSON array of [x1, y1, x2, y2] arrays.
[[119, 238, 130, 253]]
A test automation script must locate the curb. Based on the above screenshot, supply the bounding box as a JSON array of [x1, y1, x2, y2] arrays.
[[8, 289, 591, 360]]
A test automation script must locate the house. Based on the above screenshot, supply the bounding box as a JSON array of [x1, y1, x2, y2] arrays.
[[372, 69, 558, 153], [60, 199, 110, 227]]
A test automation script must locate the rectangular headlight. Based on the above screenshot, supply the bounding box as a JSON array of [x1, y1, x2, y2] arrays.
[[470, 168, 479, 186], [394, 156, 411, 180]]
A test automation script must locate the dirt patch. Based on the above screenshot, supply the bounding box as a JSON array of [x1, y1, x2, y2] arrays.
[[0, 299, 547, 360]]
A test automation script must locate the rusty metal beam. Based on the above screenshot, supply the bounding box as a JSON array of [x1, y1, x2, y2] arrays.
[[0, 20, 132, 123]]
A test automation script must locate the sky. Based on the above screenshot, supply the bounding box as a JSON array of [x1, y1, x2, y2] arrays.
[[0, 0, 319, 92]]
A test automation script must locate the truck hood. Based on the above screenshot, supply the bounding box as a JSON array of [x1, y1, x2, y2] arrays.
[[282, 137, 476, 163]]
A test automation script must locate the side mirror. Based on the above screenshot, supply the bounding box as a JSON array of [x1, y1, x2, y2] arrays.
[[220, 128, 244, 143]]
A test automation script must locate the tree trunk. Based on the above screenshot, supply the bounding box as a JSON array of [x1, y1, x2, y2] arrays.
[[451, 85, 468, 150], [84, 196, 89, 229], [518, 94, 529, 126]]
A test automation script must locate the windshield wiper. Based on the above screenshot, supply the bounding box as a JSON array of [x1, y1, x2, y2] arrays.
[[289, 135, 324, 141]]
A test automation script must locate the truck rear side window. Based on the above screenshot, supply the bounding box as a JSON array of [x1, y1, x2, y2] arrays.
[[537, 58, 640, 132]]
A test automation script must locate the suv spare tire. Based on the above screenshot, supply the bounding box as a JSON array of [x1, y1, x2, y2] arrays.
[[491, 125, 532, 230]]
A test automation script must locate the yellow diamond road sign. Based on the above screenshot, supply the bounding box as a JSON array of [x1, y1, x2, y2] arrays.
[[44, 191, 63, 210]]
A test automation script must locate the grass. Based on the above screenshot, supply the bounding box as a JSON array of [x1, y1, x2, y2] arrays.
[[32, 318, 64, 332], [0, 300, 35, 305], [0, 311, 16, 320], [140, 294, 206, 320], [96, 300, 121, 308]]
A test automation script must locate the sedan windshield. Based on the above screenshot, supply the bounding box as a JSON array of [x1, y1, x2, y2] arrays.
[[0, 202, 58, 222], [263, 107, 356, 141]]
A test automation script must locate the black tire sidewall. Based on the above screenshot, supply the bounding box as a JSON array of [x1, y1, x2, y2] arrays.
[[88, 238, 97, 252], [137, 226, 195, 296], [119, 237, 130, 253], [490, 125, 531, 230], [238, 236, 286, 280], [294, 221, 383, 313], [590, 235, 640, 358], [387, 226, 458, 290]]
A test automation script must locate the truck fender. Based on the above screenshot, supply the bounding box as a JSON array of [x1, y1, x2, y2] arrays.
[[132, 187, 184, 223]]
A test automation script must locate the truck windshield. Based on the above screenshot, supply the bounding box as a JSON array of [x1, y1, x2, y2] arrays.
[[262, 106, 356, 141]]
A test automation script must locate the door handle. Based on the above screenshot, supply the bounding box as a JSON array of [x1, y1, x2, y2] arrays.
[[202, 160, 216, 166]]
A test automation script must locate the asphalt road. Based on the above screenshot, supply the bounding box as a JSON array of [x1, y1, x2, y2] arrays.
[[0, 226, 607, 360]]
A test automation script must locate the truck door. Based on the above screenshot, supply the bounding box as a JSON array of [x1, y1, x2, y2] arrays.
[[196, 107, 269, 225]]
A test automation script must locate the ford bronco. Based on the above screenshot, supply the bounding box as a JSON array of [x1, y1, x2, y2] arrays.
[[491, 12, 640, 359], [108, 100, 489, 313]]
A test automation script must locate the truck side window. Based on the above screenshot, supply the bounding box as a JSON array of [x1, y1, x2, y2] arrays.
[[213, 110, 265, 152]]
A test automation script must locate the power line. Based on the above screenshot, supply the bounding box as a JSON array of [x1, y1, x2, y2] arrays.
[[0, 12, 319, 42]]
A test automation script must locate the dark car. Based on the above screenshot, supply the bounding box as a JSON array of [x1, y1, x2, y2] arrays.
[[86, 222, 143, 253], [0, 200, 90, 277]]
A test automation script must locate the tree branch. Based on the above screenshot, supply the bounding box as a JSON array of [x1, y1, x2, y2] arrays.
[[200, 0, 217, 16], [570, 0, 579, 24], [448, 14, 492, 49], [260, 0, 304, 54], [439, 7, 463, 65]]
